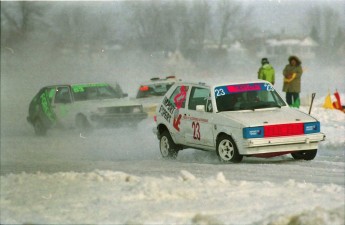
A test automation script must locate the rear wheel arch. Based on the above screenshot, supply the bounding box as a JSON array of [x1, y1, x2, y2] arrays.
[[75, 113, 90, 129], [160, 130, 179, 159], [33, 117, 47, 136], [216, 132, 229, 143], [157, 124, 169, 137]]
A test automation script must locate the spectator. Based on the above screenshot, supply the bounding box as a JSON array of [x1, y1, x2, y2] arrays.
[[258, 58, 275, 85], [282, 56, 303, 107]]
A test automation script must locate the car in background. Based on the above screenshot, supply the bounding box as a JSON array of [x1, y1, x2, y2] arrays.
[[154, 80, 325, 163], [136, 76, 179, 116], [27, 82, 147, 135]]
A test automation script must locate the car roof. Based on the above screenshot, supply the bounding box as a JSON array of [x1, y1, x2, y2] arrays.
[[43, 82, 115, 88], [173, 79, 269, 89], [140, 76, 179, 85]]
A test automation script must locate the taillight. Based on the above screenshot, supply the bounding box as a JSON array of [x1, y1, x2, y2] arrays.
[[153, 115, 157, 122], [139, 86, 149, 91]]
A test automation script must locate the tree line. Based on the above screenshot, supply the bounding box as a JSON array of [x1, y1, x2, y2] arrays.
[[1, 1, 344, 62]]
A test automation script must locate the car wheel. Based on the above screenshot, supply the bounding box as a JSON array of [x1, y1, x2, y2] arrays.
[[76, 114, 91, 132], [160, 130, 178, 159], [291, 149, 317, 161], [216, 135, 243, 163], [33, 118, 47, 136]]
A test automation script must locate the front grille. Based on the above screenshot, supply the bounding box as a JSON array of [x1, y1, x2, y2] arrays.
[[100, 106, 143, 114]]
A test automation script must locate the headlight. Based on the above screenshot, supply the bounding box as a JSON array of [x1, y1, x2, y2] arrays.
[[304, 122, 320, 134], [132, 106, 143, 113], [97, 107, 107, 114], [243, 126, 264, 138]]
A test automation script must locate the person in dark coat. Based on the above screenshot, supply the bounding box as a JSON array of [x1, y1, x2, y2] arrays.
[[283, 56, 303, 106]]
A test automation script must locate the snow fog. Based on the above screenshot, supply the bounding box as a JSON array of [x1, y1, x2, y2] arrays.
[[1, 1, 344, 224]]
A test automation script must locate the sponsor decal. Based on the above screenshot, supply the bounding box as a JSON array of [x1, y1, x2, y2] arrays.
[[227, 83, 262, 93], [173, 114, 182, 131], [162, 97, 175, 114], [215, 83, 274, 96], [159, 105, 171, 123], [40, 92, 56, 122], [159, 86, 188, 131], [174, 85, 187, 109], [183, 115, 208, 123]]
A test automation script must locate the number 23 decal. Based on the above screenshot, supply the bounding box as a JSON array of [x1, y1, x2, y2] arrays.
[[192, 122, 201, 140], [214, 88, 225, 97]]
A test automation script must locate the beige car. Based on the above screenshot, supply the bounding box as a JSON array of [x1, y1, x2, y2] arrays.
[[136, 76, 178, 116]]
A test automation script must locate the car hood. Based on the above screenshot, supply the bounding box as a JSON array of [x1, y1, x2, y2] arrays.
[[218, 107, 317, 127], [74, 98, 142, 108]]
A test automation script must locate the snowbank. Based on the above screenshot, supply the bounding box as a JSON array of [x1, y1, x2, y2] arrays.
[[1, 170, 344, 224]]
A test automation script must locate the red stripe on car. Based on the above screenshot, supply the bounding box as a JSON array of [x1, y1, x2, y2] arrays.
[[264, 123, 304, 137]]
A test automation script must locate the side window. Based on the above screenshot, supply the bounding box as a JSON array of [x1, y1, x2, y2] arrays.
[[188, 87, 211, 111], [55, 86, 72, 104], [169, 85, 189, 109]]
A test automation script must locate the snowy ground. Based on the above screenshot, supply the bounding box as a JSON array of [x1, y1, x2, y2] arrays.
[[1, 56, 345, 224], [1, 109, 344, 224]]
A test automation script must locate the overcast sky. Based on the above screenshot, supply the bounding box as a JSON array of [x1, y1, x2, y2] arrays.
[[243, 0, 345, 35]]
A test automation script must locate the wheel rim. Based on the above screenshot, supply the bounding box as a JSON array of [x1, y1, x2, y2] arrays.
[[218, 139, 234, 161], [160, 136, 170, 157]]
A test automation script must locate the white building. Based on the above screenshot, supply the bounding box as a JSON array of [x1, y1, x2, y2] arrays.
[[258, 37, 318, 60]]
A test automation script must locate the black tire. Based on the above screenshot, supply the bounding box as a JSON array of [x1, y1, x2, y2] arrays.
[[76, 114, 91, 132], [216, 135, 243, 163], [291, 149, 317, 161], [160, 130, 178, 159], [33, 118, 47, 136]]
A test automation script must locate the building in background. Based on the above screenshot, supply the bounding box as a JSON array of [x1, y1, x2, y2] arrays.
[[257, 36, 318, 61]]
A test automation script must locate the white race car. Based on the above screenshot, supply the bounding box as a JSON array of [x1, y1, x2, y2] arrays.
[[154, 80, 325, 163]]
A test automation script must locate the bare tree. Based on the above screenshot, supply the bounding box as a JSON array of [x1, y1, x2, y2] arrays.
[[306, 5, 343, 61], [128, 0, 167, 51], [306, 5, 341, 47], [1, 1, 48, 46], [190, 0, 211, 50], [215, 0, 253, 49]]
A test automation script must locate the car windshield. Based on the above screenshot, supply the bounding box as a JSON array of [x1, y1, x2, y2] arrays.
[[72, 84, 122, 101], [214, 83, 286, 112], [136, 82, 174, 98]]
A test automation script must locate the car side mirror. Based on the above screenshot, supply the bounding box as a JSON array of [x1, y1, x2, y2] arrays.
[[196, 105, 205, 112]]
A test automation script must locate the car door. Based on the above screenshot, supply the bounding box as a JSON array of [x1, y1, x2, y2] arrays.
[[51, 86, 73, 127], [34, 87, 57, 128], [181, 86, 214, 147], [160, 85, 189, 144]]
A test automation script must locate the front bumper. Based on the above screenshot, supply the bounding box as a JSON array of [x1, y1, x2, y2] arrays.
[[241, 133, 326, 155], [143, 105, 158, 117], [90, 112, 148, 125]]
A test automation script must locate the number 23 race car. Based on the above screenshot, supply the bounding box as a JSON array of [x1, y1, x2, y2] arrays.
[[154, 80, 325, 163]]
